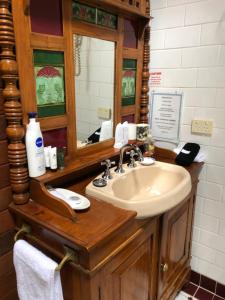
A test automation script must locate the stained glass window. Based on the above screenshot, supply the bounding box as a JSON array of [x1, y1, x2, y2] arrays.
[[33, 50, 66, 118], [122, 59, 137, 106], [72, 1, 117, 29]]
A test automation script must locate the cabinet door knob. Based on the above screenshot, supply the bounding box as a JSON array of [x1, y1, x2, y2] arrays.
[[161, 263, 169, 273]]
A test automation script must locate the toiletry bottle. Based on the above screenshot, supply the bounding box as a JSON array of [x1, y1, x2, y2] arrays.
[[44, 146, 51, 169], [144, 135, 155, 157], [57, 147, 65, 170], [25, 112, 46, 177], [50, 147, 57, 171]]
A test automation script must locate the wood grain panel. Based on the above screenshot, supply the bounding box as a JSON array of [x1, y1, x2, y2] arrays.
[[0, 210, 14, 235], [30, 33, 65, 50], [0, 164, 10, 189], [0, 251, 18, 300], [2, 289, 19, 300], [170, 208, 188, 263], [0, 251, 14, 277], [158, 197, 192, 300], [0, 230, 15, 256], [0, 270, 17, 298], [0, 186, 12, 212], [0, 140, 8, 165], [0, 115, 7, 141], [113, 242, 151, 300]]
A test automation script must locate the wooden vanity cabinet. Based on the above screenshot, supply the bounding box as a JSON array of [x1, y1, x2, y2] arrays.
[[65, 217, 159, 300], [98, 218, 159, 300], [9, 156, 202, 300], [158, 190, 196, 300]]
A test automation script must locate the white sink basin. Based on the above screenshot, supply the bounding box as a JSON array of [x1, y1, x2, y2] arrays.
[[86, 161, 191, 218]]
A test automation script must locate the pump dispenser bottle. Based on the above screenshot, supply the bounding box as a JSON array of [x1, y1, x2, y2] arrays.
[[25, 112, 46, 177]]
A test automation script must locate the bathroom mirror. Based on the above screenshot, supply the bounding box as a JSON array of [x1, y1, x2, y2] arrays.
[[73, 34, 115, 148]]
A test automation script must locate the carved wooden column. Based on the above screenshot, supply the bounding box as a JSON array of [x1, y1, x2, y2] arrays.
[[140, 0, 150, 124], [0, 0, 29, 204]]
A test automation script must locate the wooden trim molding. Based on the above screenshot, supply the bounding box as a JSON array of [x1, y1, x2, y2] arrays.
[[140, 0, 150, 124], [0, 0, 29, 204]]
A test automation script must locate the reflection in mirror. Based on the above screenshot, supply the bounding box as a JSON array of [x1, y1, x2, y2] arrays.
[[73, 35, 115, 148]]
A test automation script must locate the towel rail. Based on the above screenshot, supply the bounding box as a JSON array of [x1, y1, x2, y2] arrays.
[[56, 247, 77, 272], [14, 224, 77, 271], [14, 223, 31, 242], [14, 223, 144, 275]]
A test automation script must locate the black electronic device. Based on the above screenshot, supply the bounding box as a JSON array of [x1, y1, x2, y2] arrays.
[[175, 143, 200, 166]]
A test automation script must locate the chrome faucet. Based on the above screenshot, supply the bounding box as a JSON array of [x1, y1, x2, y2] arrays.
[[115, 144, 139, 173], [133, 145, 144, 162]]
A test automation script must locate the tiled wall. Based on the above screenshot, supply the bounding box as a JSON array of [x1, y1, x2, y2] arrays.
[[75, 36, 115, 141], [150, 0, 225, 285]]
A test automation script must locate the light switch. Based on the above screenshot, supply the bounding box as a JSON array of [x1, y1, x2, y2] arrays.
[[97, 107, 111, 119], [191, 119, 213, 135]]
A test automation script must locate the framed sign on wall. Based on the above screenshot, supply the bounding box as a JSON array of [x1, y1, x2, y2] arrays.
[[150, 92, 182, 143]]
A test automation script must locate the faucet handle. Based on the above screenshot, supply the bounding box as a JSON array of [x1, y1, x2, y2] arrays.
[[101, 159, 115, 180], [101, 159, 115, 168], [126, 150, 138, 157], [127, 150, 137, 168]]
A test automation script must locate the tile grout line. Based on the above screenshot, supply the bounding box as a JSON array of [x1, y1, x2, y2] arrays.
[[190, 282, 225, 300], [193, 285, 199, 298]]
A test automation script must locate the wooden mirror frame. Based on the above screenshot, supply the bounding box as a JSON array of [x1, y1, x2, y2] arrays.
[[0, 0, 150, 205]]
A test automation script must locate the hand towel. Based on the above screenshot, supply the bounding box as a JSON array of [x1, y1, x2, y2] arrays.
[[13, 240, 64, 300]]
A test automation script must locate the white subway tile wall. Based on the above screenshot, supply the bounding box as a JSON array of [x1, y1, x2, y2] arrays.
[[150, 0, 225, 285]]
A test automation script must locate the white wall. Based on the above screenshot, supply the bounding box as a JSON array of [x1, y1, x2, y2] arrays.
[[75, 36, 115, 142], [150, 0, 225, 284]]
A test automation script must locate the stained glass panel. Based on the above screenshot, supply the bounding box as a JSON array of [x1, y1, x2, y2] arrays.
[[33, 50, 66, 118], [122, 59, 137, 106], [72, 2, 96, 24], [72, 1, 117, 29], [97, 9, 117, 29]]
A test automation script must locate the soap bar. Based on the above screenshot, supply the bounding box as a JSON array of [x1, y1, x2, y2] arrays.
[[175, 143, 200, 166]]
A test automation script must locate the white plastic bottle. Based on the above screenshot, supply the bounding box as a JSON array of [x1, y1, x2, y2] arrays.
[[25, 112, 46, 177]]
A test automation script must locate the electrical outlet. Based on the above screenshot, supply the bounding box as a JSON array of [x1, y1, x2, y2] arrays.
[[191, 119, 213, 135], [97, 107, 111, 119]]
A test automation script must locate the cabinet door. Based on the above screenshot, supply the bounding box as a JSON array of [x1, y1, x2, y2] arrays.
[[158, 194, 194, 299], [100, 220, 158, 300]]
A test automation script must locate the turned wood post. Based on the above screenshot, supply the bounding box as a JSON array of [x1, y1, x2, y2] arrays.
[[0, 0, 29, 204], [140, 0, 150, 124]]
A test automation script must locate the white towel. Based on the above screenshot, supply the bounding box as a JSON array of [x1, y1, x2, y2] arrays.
[[13, 240, 64, 300]]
